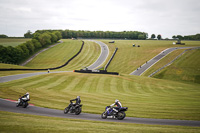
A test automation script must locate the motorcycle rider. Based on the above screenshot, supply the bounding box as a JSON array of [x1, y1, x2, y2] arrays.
[[18, 92, 30, 104], [69, 96, 81, 109], [109, 99, 122, 113], [21, 92, 30, 101]]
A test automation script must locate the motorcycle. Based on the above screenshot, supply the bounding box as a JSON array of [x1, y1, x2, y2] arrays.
[[101, 106, 128, 120], [64, 101, 82, 115], [16, 96, 29, 108]]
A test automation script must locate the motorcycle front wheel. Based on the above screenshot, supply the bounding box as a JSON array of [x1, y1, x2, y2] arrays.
[[101, 112, 107, 119], [64, 107, 69, 114]]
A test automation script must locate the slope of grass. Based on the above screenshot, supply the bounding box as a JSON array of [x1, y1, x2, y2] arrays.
[[0, 38, 31, 47], [25, 39, 83, 69], [1, 111, 199, 133], [153, 49, 200, 84], [101, 40, 200, 74], [0, 72, 199, 120], [58, 40, 100, 71]]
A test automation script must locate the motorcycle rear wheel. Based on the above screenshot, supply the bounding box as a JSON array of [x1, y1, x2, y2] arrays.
[[23, 102, 28, 108], [75, 107, 81, 115], [101, 112, 107, 119], [117, 112, 126, 120]]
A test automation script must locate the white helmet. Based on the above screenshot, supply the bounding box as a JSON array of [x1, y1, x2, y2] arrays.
[[115, 99, 119, 103], [26, 92, 29, 95], [77, 96, 80, 99]]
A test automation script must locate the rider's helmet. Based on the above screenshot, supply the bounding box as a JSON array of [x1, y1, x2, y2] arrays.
[[115, 99, 119, 103], [26, 92, 29, 95], [77, 96, 80, 99]]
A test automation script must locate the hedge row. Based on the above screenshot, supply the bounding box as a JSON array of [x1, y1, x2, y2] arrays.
[[0, 31, 62, 64]]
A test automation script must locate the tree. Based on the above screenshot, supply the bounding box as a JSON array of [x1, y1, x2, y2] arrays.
[[176, 35, 183, 40], [32, 39, 42, 49], [17, 44, 29, 58], [54, 31, 62, 40], [24, 30, 33, 38], [39, 33, 51, 46], [151, 34, 156, 39], [50, 33, 58, 43], [172, 35, 176, 39], [33, 32, 41, 40], [157, 34, 162, 40], [0, 34, 8, 38], [138, 34, 146, 40], [25, 41, 35, 54]]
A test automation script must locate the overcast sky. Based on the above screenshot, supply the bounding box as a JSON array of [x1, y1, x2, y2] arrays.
[[0, 0, 200, 38]]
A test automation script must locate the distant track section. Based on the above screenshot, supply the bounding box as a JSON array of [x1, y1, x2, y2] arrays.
[[0, 41, 84, 71], [87, 41, 109, 70], [149, 47, 200, 77], [130, 47, 198, 76]]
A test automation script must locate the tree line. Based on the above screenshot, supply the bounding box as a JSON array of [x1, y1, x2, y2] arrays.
[[62, 30, 148, 39], [34, 30, 148, 40], [172, 34, 200, 40], [0, 31, 62, 64]]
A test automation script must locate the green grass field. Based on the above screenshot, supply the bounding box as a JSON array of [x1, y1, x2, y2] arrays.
[[1, 111, 199, 133], [153, 49, 200, 84], [102, 40, 200, 74], [0, 39, 200, 132], [25, 39, 83, 69], [0, 38, 31, 47], [0, 72, 199, 120]]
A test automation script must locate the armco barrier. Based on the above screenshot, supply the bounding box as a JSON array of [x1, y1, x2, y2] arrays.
[[0, 41, 85, 71], [74, 69, 119, 75], [104, 47, 118, 70]]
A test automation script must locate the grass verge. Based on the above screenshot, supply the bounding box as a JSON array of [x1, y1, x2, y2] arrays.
[[0, 111, 199, 133]]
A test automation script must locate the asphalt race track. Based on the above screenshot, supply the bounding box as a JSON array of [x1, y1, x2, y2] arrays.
[[0, 99, 199, 127], [0, 71, 71, 83], [0, 40, 109, 83], [130, 47, 198, 76], [87, 41, 109, 70]]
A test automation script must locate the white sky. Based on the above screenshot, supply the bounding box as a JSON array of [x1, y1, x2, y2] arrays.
[[0, 0, 200, 38]]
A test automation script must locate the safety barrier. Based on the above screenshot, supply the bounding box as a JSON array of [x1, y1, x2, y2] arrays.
[[104, 47, 118, 70], [74, 69, 119, 75]]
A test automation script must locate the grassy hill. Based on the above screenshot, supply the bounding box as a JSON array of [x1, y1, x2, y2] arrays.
[[0, 72, 199, 121], [102, 40, 200, 74], [25, 39, 83, 69], [1, 39, 200, 132]]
